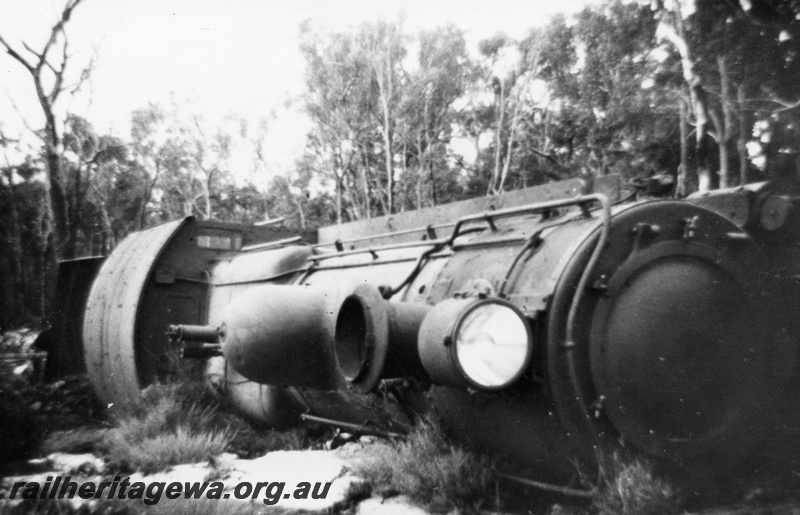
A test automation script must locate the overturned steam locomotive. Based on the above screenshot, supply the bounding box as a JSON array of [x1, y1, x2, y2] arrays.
[[47, 175, 800, 487]]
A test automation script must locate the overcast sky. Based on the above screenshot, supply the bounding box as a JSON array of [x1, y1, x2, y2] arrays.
[[0, 0, 593, 174]]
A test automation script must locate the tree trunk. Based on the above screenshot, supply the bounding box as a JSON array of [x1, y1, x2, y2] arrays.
[[0, 0, 89, 257], [662, 8, 714, 193], [44, 128, 71, 257], [711, 106, 731, 189], [423, 103, 439, 207], [139, 160, 160, 230], [0, 172, 27, 325], [381, 102, 394, 214], [497, 95, 524, 193], [416, 134, 424, 209], [292, 194, 307, 229], [205, 169, 214, 220], [717, 55, 738, 188], [98, 201, 115, 254], [491, 79, 505, 195], [694, 91, 713, 193], [69, 161, 83, 256], [375, 49, 395, 215], [399, 139, 408, 212], [359, 144, 372, 219], [678, 97, 691, 196], [737, 83, 751, 184], [335, 172, 343, 225]]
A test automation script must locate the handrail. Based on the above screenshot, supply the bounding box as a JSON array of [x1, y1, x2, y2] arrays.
[[312, 194, 605, 264], [562, 193, 612, 477], [309, 237, 451, 262], [314, 193, 606, 252], [380, 194, 609, 300], [312, 222, 456, 249]]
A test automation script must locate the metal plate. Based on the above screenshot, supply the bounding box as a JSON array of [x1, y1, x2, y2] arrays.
[[83, 219, 187, 405], [35, 256, 105, 380]]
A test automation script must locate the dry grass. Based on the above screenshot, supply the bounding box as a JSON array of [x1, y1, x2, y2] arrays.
[[36, 381, 319, 475], [97, 383, 234, 474], [40, 429, 108, 456], [352, 417, 493, 514], [103, 427, 232, 474], [592, 453, 680, 515]]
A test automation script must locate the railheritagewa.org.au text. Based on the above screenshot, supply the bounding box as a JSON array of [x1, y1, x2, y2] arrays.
[[5, 476, 332, 505]]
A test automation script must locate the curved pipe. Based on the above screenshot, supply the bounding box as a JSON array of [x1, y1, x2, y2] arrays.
[[563, 194, 611, 436]]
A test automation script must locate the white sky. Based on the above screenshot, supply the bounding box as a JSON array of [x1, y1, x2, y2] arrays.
[[0, 0, 592, 176]]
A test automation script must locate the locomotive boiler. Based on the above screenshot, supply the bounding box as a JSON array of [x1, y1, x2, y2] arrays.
[[71, 175, 800, 487]]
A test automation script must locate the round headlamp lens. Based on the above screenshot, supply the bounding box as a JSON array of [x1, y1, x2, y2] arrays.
[[454, 301, 531, 388]]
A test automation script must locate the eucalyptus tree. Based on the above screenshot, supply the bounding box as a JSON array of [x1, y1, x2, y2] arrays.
[[0, 0, 94, 258], [656, 0, 800, 191], [299, 21, 377, 222], [398, 25, 471, 208], [129, 101, 238, 224]]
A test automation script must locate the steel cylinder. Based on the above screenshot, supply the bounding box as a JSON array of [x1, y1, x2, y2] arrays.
[[220, 284, 340, 390], [169, 324, 220, 343], [334, 284, 431, 392]]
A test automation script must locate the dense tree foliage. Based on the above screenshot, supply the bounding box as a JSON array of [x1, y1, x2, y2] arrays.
[[1, 0, 799, 326]]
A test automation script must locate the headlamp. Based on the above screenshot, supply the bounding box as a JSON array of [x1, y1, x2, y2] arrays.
[[418, 297, 532, 390]]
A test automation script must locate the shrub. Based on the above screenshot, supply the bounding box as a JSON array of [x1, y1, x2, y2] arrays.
[[352, 418, 493, 513]]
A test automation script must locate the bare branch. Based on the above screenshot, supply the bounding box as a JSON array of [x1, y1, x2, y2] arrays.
[[44, 59, 59, 76], [529, 148, 567, 170], [766, 92, 800, 113], [39, 0, 83, 72], [46, 35, 71, 102], [0, 33, 35, 73], [66, 47, 96, 96], [21, 41, 43, 61], [7, 95, 38, 135], [49, 49, 68, 103]]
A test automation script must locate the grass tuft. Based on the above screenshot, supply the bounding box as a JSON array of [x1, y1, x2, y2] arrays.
[[98, 381, 322, 474], [104, 427, 232, 475], [98, 382, 235, 474], [352, 417, 493, 514], [592, 453, 680, 515], [36, 381, 319, 475], [40, 428, 108, 456]]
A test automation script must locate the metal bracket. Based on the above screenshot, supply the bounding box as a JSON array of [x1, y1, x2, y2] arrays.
[[591, 274, 609, 292], [631, 223, 660, 248], [591, 395, 606, 418], [426, 225, 438, 240], [682, 216, 699, 242]]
